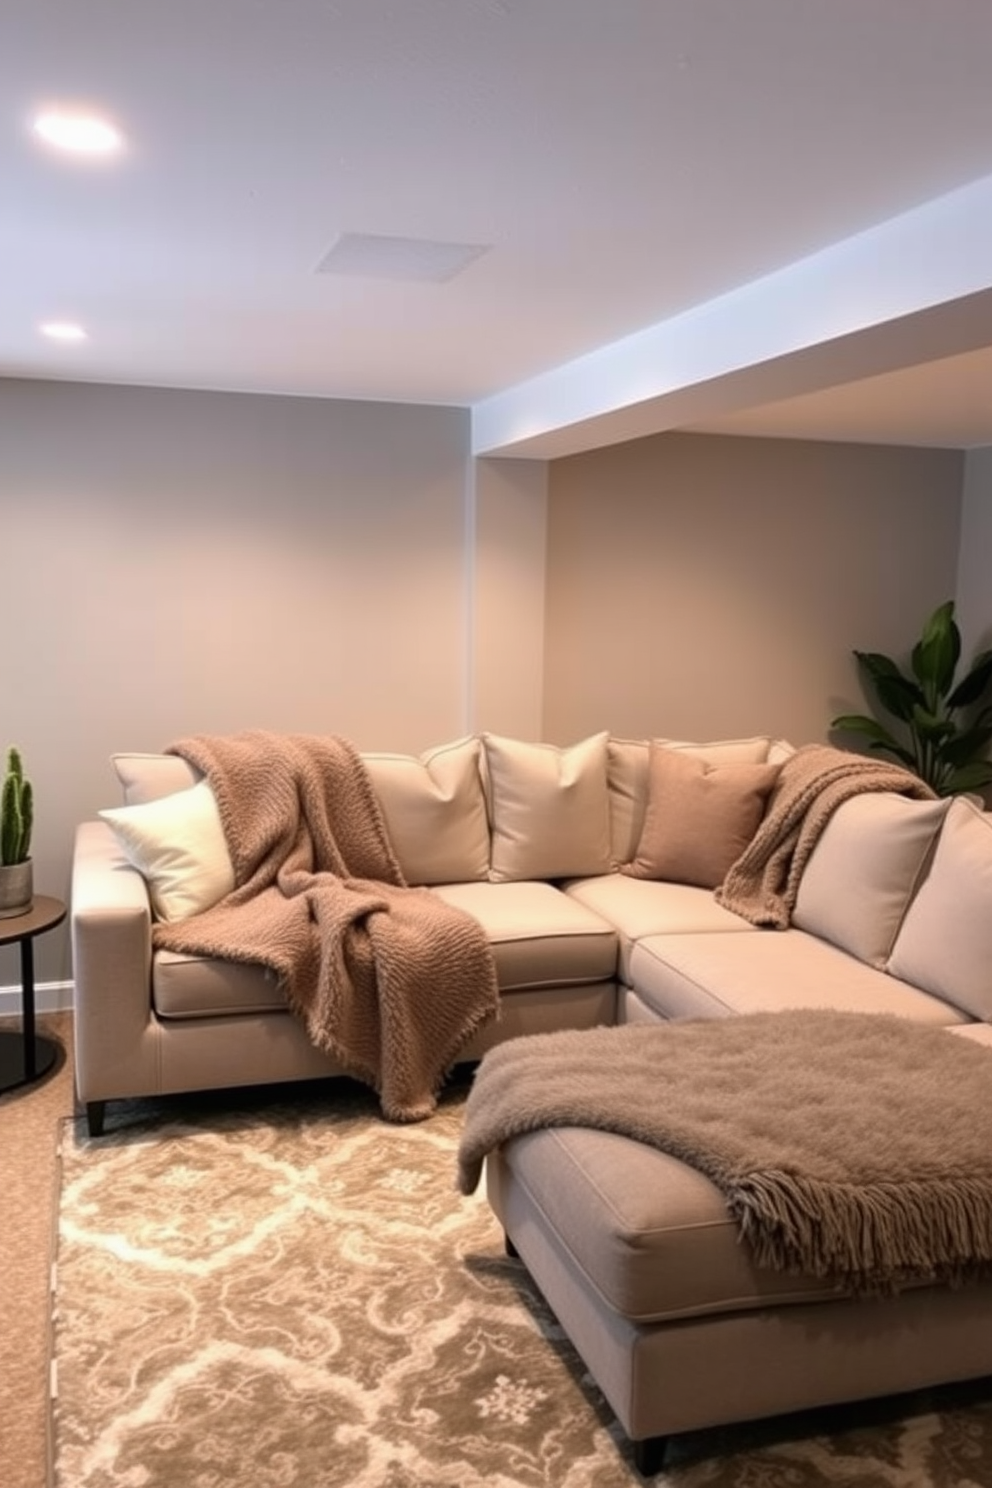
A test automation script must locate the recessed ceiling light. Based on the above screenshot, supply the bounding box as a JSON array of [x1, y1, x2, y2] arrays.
[[39, 321, 88, 342], [32, 110, 123, 155]]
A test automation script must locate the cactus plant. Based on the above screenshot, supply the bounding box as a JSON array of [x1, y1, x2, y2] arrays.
[[1, 747, 33, 865]]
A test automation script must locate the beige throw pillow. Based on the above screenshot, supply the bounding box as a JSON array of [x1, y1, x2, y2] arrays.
[[622, 745, 780, 888], [110, 752, 201, 805], [483, 732, 613, 882], [361, 736, 489, 885], [100, 780, 235, 922]]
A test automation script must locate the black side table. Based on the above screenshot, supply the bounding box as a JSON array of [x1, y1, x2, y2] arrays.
[[0, 894, 66, 1093]]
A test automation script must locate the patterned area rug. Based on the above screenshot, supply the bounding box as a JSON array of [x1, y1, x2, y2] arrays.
[[50, 1080, 992, 1488]]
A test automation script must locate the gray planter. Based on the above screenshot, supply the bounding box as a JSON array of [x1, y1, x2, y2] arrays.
[[0, 859, 33, 919]]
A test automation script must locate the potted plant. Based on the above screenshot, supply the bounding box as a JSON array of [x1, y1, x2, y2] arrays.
[[832, 600, 992, 797], [0, 746, 34, 918]]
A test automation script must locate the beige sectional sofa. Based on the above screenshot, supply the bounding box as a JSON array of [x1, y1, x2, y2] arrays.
[[70, 728, 992, 1469]]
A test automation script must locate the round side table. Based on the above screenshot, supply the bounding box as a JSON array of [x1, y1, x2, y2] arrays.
[[0, 894, 67, 1093]]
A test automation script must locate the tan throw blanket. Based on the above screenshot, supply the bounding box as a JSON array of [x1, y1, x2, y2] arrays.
[[457, 1012, 992, 1295], [153, 731, 499, 1121], [716, 744, 936, 927]]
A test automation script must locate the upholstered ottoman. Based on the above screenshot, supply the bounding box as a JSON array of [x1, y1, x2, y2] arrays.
[[485, 1113, 992, 1475]]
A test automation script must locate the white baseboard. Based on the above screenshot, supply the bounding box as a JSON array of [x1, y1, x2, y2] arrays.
[[0, 980, 74, 1017]]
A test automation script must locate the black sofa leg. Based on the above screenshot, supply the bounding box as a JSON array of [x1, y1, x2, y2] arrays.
[[633, 1434, 669, 1478], [85, 1100, 106, 1138]]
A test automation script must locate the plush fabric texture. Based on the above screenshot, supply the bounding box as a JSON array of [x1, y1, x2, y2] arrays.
[[715, 744, 937, 927], [483, 732, 612, 882], [457, 1011, 992, 1294], [99, 780, 235, 922], [887, 797, 992, 1020], [151, 732, 499, 1121], [793, 792, 950, 969], [622, 746, 780, 888], [362, 737, 489, 885], [110, 752, 201, 805], [606, 735, 779, 867]]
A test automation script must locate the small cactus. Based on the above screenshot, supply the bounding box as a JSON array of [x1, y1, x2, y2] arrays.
[[0, 747, 33, 865]]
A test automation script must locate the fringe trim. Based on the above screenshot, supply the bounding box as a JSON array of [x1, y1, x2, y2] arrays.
[[732, 1169, 992, 1295]]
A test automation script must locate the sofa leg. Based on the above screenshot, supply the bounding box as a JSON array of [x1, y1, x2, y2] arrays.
[[504, 1232, 519, 1259], [632, 1434, 669, 1478], [85, 1100, 106, 1138]]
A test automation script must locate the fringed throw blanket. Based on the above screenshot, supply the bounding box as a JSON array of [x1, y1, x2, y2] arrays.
[[716, 744, 936, 927], [153, 731, 499, 1121], [457, 1012, 992, 1295]]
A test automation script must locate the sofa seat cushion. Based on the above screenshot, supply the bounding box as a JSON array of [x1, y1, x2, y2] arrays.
[[628, 929, 971, 1025], [487, 1124, 843, 1326], [154, 951, 285, 1018], [563, 874, 756, 982], [431, 881, 617, 991]]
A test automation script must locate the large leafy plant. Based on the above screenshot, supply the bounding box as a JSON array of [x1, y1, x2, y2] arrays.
[[832, 600, 992, 796]]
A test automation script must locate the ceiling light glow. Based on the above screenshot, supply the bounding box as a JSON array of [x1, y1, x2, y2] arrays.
[[33, 111, 123, 155], [40, 321, 88, 342]]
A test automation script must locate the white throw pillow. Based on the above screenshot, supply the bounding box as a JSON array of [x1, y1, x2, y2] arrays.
[[483, 732, 612, 882], [100, 780, 235, 922], [361, 737, 490, 885], [793, 793, 950, 969], [887, 797, 992, 1020]]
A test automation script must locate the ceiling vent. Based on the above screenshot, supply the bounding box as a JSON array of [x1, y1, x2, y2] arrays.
[[315, 232, 490, 284]]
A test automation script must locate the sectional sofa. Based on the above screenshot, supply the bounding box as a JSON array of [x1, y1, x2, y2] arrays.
[[70, 728, 992, 1468]]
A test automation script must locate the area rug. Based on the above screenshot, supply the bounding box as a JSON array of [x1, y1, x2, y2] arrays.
[[50, 1081, 992, 1488]]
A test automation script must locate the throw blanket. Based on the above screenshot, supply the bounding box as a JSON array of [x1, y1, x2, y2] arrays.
[[153, 731, 499, 1121], [457, 1012, 992, 1295], [716, 744, 936, 927]]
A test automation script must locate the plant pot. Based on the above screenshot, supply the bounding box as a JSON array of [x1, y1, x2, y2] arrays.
[[0, 859, 33, 919]]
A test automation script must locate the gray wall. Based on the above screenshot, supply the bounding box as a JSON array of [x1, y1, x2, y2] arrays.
[[957, 446, 992, 658], [542, 432, 964, 746]]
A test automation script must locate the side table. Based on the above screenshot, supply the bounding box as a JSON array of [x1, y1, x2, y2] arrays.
[[0, 894, 67, 1093]]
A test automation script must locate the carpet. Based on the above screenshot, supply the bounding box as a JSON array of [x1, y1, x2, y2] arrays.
[[50, 1080, 992, 1488]]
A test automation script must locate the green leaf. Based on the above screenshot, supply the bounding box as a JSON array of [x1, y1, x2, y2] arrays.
[[941, 724, 992, 767], [947, 649, 992, 709], [909, 706, 955, 744], [911, 601, 960, 700], [830, 715, 915, 769], [943, 760, 992, 795], [854, 652, 923, 723]]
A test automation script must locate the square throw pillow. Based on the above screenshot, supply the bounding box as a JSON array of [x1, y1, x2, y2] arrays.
[[99, 779, 235, 922], [483, 732, 612, 882], [110, 752, 201, 806], [361, 736, 490, 885], [622, 744, 781, 888]]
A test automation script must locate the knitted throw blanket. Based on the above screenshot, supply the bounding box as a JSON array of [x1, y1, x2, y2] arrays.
[[152, 731, 499, 1121], [456, 1012, 992, 1294], [715, 744, 936, 927]]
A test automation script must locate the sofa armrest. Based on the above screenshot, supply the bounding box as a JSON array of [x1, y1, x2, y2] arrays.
[[71, 820, 160, 1106]]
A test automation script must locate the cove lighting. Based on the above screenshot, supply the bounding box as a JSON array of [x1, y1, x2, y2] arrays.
[[32, 110, 123, 155], [39, 321, 88, 342]]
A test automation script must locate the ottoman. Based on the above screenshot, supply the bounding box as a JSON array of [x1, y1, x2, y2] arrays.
[[485, 1119, 992, 1475]]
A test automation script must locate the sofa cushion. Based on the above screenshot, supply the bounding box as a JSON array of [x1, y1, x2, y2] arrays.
[[564, 874, 756, 982], [792, 792, 950, 969], [154, 950, 285, 1017], [621, 745, 780, 888], [607, 735, 782, 867], [887, 797, 992, 1020], [111, 752, 201, 805], [482, 732, 613, 882], [431, 880, 617, 991], [362, 736, 489, 885], [99, 780, 235, 922], [628, 928, 970, 1026]]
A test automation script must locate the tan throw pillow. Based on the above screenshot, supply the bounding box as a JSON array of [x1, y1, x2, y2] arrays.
[[622, 745, 780, 888], [99, 780, 235, 922], [361, 736, 490, 885], [483, 732, 612, 882]]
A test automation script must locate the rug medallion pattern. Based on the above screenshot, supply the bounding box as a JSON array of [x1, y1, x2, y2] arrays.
[[50, 1084, 992, 1487]]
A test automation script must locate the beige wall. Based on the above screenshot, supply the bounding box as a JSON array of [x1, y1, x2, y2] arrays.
[[957, 447, 992, 658], [0, 379, 482, 986], [542, 432, 964, 746]]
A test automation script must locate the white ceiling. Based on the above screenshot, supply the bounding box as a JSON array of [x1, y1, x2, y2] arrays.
[[4, 0, 992, 457]]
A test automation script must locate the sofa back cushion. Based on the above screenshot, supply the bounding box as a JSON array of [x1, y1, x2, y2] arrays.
[[111, 752, 201, 805], [607, 735, 786, 867], [621, 745, 780, 888], [886, 797, 992, 1018], [362, 736, 490, 885], [483, 731, 613, 882], [792, 793, 950, 969]]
